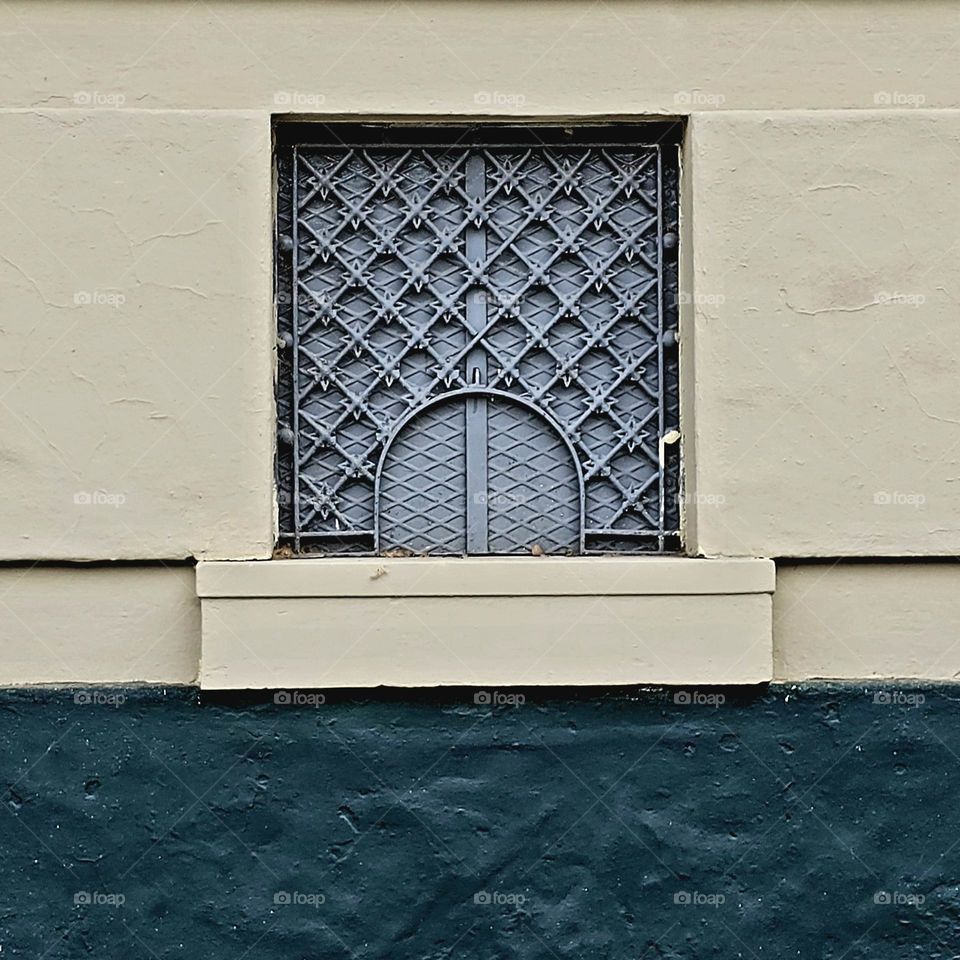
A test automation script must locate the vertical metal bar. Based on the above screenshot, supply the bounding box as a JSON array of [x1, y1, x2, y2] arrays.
[[464, 151, 488, 554], [465, 392, 488, 553], [655, 146, 665, 553], [291, 148, 303, 552]]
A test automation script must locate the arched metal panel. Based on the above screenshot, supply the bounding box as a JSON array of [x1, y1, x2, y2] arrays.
[[376, 391, 583, 555]]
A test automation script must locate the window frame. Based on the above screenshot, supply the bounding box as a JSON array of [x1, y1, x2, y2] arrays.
[[274, 121, 684, 557]]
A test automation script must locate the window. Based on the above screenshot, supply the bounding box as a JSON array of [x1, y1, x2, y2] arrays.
[[276, 124, 680, 556]]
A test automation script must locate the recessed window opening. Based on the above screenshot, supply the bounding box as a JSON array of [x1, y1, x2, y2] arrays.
[[276, 123, 681, 556]]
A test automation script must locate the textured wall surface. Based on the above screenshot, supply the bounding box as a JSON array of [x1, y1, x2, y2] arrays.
[[0, 565, 199, 685], [1, 7, 959, 679], [774, 561, 960, 680], [5, 560, 960, 685], [0, 109, 274, 560], [687, 113, 960, 557], [3, 1, 960, 112], [0, 1, 958, 561], [1, 685, 956, 958]]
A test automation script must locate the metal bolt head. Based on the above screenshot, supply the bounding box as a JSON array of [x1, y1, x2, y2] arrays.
[[278, 234, 294, 254], [278, 426, 295, 446], [662, 329, 678, 349], [662, 231, 678, 254]]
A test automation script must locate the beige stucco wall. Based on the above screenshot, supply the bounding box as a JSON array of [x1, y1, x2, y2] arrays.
[[5, 561, 955, 686], [774, 562, 960, 681], [0, 565, 199, 684], [0, 0, 956, 562], [0, 109, 274, 560], [2, 1, 960, 113], [0, 1, 958, 682], [686, 112, 960, 557]]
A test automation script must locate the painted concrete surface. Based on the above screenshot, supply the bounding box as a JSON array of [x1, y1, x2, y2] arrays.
[[3, 2, 960, 112], [687, 112, 960, 557], [774, 561, 960, 681], [4, 561, 960, 684], [195, 556, 776, 597], [0, 685, 956, 957], [0, 565, 199, 685], [0, 109, 275, 561], [0, 5, 958, 561], [197, 557, 774, 688], [200, 593, 772, 688]]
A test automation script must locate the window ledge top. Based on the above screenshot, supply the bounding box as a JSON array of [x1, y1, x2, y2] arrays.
[[196, 556, 775, 599]]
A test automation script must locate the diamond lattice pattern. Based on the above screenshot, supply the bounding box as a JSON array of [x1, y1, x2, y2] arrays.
[[277, 137, 679, 553]]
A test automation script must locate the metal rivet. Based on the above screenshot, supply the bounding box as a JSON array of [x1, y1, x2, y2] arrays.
[[278, 235, 294, 254], [662, 231, 678, 253], [278, 426, 295, 446], [662, 329, 678, 349]]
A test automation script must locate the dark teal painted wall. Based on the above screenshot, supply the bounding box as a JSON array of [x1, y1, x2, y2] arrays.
[[0, 686, 955, 957]]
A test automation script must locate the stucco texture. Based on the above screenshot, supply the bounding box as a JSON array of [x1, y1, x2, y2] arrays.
[[3, 560, 956, 685], [0, 109, 274, 560], [687, 112, 960, 557], [2, 1, 960, 113], [0, 565, 199, 685], [1, 685, 957, 958], [1, 1, 959, 683], [0, 2, 958, 561], [774, 561, 960, 681]]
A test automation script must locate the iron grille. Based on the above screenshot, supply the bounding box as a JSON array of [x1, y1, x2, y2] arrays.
[[276, 125, 681, 555]]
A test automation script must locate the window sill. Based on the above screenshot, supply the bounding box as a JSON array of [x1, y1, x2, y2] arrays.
[[196, 557, 775, 689]]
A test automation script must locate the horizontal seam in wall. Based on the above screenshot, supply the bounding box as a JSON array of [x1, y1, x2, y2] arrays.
[[0, 558, 197, 571]]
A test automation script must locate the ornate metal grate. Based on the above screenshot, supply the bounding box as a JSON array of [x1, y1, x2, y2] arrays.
[[276, 125, 680, 555]]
